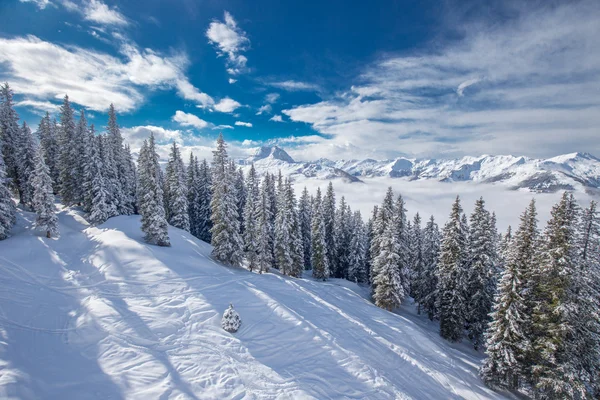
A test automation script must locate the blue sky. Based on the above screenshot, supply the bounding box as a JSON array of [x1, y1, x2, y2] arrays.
[[1, 0, 599, 161]]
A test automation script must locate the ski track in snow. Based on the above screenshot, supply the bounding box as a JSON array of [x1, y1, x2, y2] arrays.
[[0, 207, 512, 399]]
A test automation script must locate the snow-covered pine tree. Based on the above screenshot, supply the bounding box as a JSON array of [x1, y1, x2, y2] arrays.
[[36, 112, 59, 188], [265, 173, 277, 266], [210, 134, 243, 266], [122, 144, 137, 214], [348, 210, 368, 283], [0, 144, 16, 240], [17, 122, 37, 208], [243, 164, 260, 271], [480, 199, 538, 391], [88, 133, 113, 224], [165, 142, 189, 231], [81, 125, 96, 213], [365, 205, 377, 284], [235, 166, 246, 232], [137, 134, 170, 247], [0, 83, 22, 198], [256, 175, 274, 274], [409, 213, 424, 308], [529, 192, 588, 399], [322, 182, 336, 275], [57, 95, 78, 205], [373, 209, 406, 311], [31, 147, 58, 238], [333, 196, 352, 279], [106, 104, 134, 215], [187, 153, 200, 237], [370, 188, 394, 287], [98, 135, 120, 218], [393, 194, 411, 297], [274, 171, 293, 275], [437, 196, 469, 342], [298, 186, 312, 270], [420, 215, 441, 321], [221, 303, 242, 333], [465, 197, 498, 350], [286, 179, 304, 277], [311, 188, 329, 280], [197, 158, 212, 242], [72, 109, 89, 204]]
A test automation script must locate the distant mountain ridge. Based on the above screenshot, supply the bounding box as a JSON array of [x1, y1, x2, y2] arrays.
[[240, 146, 600, 194]]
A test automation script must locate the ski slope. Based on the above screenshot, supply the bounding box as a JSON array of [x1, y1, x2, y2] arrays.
[[0, 207, 509, 399]]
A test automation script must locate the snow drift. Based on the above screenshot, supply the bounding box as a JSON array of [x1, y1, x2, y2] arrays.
[[0, 207, 508, 399]]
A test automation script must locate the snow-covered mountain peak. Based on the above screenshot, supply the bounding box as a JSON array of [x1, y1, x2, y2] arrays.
[[250, 145, 295, 163]]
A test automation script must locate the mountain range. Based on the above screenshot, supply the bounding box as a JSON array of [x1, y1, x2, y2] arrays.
[[241, 146, 600, 194]]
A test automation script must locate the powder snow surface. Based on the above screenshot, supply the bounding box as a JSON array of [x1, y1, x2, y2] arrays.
[[0, 207, 509, 399]]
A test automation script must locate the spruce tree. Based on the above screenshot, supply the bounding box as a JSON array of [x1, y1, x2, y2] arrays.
[[311, 188, 329, 280], [410, 213, 425, 310], [373, 212, 406, 311], [88, 133, 113, 224], [437, 196, 468, 342], [256, 176, 274, 274], [165, 142, 189, 231], [106, 104, 133, 215], [210, 134, 243, 266], [31, 147, 58, 238], [481, 200, 538, 391], [298, 187, 312, 270], [17, 122, 37, 208], [420, 215, 441, 321], [243, 164, 260, 271], [0, 83, 22, 199], [393, 194, 411, 297], [197, 158, 212, 242], [187, 153, 201, 237], [466, 197, 498, 350], [36, 112, 59, 187], [235, 166, 246, 232], [286, 179, 304, 277], [323, 182, 336, 275], [274, 171, 293, 275], [348, 210, 368, 283], [137, 134, 170, 246], [334, 196, 352, 279], [0, 146, 16, 240], [370, 188, 395, 287], [57, 95, 78, 205]]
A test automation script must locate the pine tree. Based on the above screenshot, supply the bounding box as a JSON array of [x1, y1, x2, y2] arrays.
[[365, 205, 377, 284], [311, 188, 329, 280], [437, 196, 468, 342], [373, 212, 406, 311], [274, 171, 293, 275], [348, 210, 368, 283], [122, 144, 137, 214], [393, 194, 411, 297], [0, 83, 22, 199], [99, 135, 120, 217], [31, 147, 58, 238], [36, 113, 59, 187], [256, 176, 274, 274], [197, 158, 212, 242], [298, 186, 312, 270], [529, 192, 587, 399], [72, 109, 88, 204], [0, 146, 16, 240], [323, 182, 336, 275], [243, 164, 260, 271], [420, 216, 441, 321], [17, 122, 37, 208], [235, 166, 246, 232], [481, 200, 538, 390], [165, 142, 189, 231], [286, 179, 304, 277], [81, 125, 96, 213], [137, 134, 170, 247], [334, 196, 352, 279], [210, 134, 243, 266], [466, 197, 498, 350], [106, 104, 134, 215], [57, 95, 78, 205], [88, 133, 112, 224], [187, 153, 201, 237], [370, 188, 395, 287], [410, 213, 425, 309]]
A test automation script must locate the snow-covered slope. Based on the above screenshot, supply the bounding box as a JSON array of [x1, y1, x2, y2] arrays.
[[0, 207, 508, 399], [240, 147, 600, 193]]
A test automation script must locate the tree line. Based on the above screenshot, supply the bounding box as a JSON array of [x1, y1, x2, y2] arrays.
[[1, 83, 599, 398]]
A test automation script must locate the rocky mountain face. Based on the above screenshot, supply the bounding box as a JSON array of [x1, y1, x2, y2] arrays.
[[240, 146, 600, 193]]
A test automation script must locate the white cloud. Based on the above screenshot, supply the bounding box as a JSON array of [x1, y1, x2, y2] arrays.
[[121, 125, 184, 150], [213, 97, 242, 113], [283, 1, 600, 159], [0, 35, 213, 112], [14, 100, 60, 114], [268, 80, 320, 91], [235, 121, 252, 128], [83, 0, 128, 26], [206, 11, 249, 75], [228, 78, 237, 84], [456, 78, 481, 96], [19, 0, 51, 9], [172, 111, 209, 129], [269, 115, 284, 122], [265, 93, 280, 103], [212, 124, 234, 130], [256, 104, 272, 115]]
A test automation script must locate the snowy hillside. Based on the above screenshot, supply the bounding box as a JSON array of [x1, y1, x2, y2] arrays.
[[241, 147, 600, 194], [0, 207, 509, 399]]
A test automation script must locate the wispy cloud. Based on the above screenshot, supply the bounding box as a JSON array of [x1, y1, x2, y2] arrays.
[[265, 93, 280, 103], [269, 115, 284, 122], [235, 121, 253, 128], [172, 111, 209, 129], [212, 124, 234, 130], [206, 11, 249, 75], [61, 0, 128, 26], [0, 35, 215, 112], [14, 99, 60, 114], [19, 0, 51, 9], [256, 104, 272, 115], [283, 1, 600, 159], [268, 80, 320, 91], [213, 98, 242, 113]]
